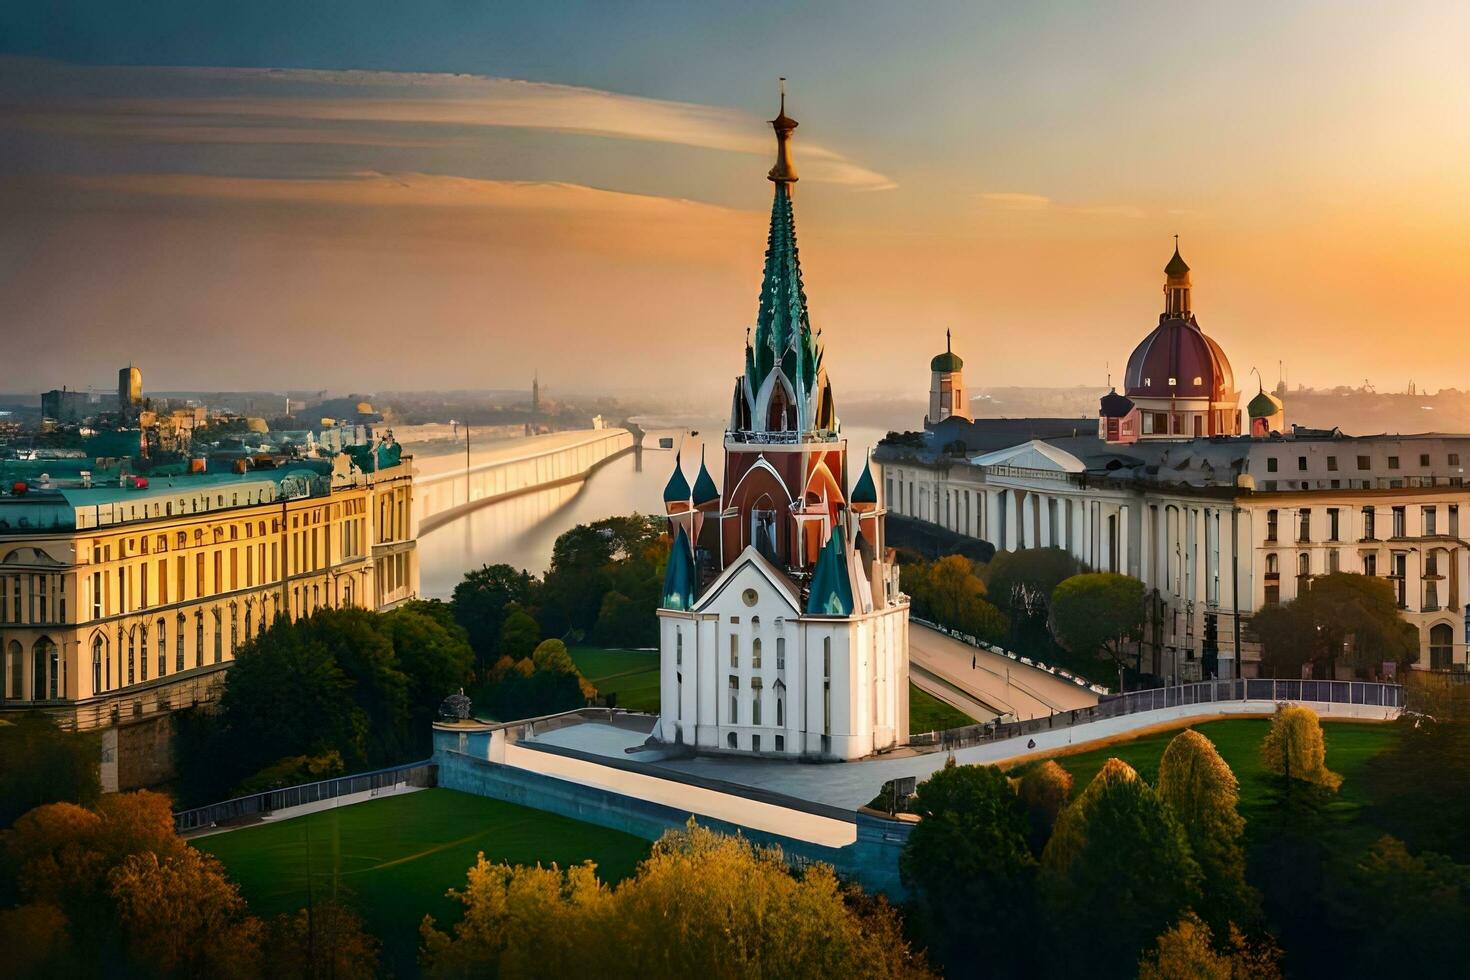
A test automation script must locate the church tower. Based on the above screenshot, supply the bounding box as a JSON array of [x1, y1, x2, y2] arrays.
[[926, 330, 971, 425], [656, 85, 910, 760]]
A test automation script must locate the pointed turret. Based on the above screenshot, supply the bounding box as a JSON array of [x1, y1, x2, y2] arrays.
[[692, 446, 720, 508], [807, 527, 855, 616], [662, 526, 697, 610], [1164, 236, 1192, 316], [851, 454, 878, 509], [663, 451, 691, 508]]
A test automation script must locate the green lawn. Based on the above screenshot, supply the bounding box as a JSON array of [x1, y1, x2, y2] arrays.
[[909, 683, 979, 733], [1031, 717, 1397, 816], [569, 646, 661, 712], [196, 788, 649, 977]]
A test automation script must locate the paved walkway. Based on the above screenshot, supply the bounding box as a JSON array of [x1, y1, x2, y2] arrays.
[[909, 625, 1099, 720], [181, 784, 426, 840]]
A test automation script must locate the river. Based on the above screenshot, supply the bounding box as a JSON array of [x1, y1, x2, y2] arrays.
[[415, 420, 889, 597]]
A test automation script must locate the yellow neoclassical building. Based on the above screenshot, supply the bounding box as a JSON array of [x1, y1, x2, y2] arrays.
[[0, 449, 416, 788]]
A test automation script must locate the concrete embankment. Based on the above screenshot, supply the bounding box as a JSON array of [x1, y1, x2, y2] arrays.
[[414, 428, 635, 533]]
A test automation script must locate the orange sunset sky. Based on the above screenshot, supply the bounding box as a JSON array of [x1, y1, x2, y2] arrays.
[[1, 1, 1468, 397]]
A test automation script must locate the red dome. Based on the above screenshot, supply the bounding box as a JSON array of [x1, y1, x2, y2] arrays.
[[1123, 315, 1234, 401]]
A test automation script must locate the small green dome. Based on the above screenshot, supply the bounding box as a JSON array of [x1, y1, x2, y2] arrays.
[[930, 351, 964, 372], [1165, 243, 1190, 278], [1248, 388, 1282, 418]]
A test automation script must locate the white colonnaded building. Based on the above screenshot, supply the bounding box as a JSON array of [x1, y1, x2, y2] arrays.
[[878, 245, 1470, 681]]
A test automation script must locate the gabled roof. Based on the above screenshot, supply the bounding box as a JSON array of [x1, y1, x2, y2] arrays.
[[693, 544, 801, 615], [971, 439, 1087, 474]]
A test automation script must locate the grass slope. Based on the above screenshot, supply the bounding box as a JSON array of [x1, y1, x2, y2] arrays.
[[909, 683, 978, 733], [569, 646, 661, 712], [197, 788, 649, 977], [1033, 717, 1396, 827]]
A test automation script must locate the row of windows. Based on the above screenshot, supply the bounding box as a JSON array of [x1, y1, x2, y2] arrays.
[[1265, 505, 1459, 544], [0, 574, 66, 625], [89, 499, 369, 566], [1265, 452, 1461, 473]]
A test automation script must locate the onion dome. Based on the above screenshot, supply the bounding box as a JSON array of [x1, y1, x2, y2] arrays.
[[1248, 385, 1283, 418], [692, 447, 719, 507], [806, 527, 854, 616], [1164, 244, 1190, 279], [930, 328, 963, 372], [851, 455, 878, 506], [662, 526, 697, 610], [1099, 388, 1135, 419], [663, 452, 691, 504]]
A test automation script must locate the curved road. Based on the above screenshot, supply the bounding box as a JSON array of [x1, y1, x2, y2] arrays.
[[909, 624, 1099, 722]]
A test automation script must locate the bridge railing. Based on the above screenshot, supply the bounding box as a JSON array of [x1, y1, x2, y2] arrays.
[[908, 678, 1403, 751], [172, 759, 436, 834]]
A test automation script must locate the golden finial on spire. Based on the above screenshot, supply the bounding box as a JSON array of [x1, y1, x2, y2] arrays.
[[768, 77, 799, 184]]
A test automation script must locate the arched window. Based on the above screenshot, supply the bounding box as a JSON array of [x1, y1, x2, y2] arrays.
[[775, 678, 786, 727], [156, 618, 167, 677], [176, 614, 186, 672], [33, 637, 57, 700], [751, 677, 763, 725], [8, 640, 24, 699], [213, 608, 223, 663], [229, 603, 239, 655], [727, 732, 738, 749], [195, 612, 205, 668], [752, 638, 762, 670], [342, 579, 353, 607], [1298, 553, 1310, 578], [1266, 553, 1279, 575], [90, 636, 103, 695], [138, 624, 148, 681], [126, 628, 136, 685], [1430, 623, 1454, 670], [245, 605, 253, 641]]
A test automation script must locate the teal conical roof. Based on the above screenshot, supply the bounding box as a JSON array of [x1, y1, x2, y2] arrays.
[[851, 457, 877, 505], [692, 447, 719, 506], [806, 527, 854, 616], [662, 526, 697, 610], [749, 183, 823, 407], [663, 452, 691, 503]]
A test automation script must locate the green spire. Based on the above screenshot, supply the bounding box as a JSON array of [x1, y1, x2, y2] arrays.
[[750, 183, 822, 404], [1165, 236, 1190, 277], [851, 455, 877, 505], [662, 526, 697, 610], [806, 527, 854, 616], [692, 446, 719, 506], [663, 452, 690, 504]]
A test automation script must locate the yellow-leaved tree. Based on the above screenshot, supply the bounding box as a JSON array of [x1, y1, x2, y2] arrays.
[[1260, 705, 1342, 790], [1156, 729, 1259, 930], [421, 821, 931, 979], [1139, 910, 1282, 980]]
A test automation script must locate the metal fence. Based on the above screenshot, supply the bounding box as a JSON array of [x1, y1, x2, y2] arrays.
[[909, 678, 1404, 752], [173, 759, 436, 833]]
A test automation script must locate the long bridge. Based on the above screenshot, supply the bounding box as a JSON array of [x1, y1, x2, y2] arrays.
[[412, 427, 635, 534]]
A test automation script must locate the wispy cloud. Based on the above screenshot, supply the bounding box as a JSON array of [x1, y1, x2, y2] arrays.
[[980, 190, 1143, 218], [0, 58, 896, 190]]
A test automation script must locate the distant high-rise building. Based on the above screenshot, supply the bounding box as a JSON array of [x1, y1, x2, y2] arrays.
[[532, 371, 540, 416], [41, 387, 91, 423], [118, 364, 143, 422]]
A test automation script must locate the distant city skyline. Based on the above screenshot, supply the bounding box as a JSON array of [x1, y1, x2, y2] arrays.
[[2, 1, 1468, 395]]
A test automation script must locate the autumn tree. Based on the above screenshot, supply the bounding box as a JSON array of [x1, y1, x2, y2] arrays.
[[109, 848, 264, 978], [265, 900, 382, 980], [1050, 573, 1146, 676], [1138, 911, 1282, 980], [1156, 729, 1258, 931], [902, 556, 1007, 643], [1040, 758, 1201, 976], [1260, 704, 1341, 789], [1015, 760, 1072, 856], [900, 764, 1038, 978], [422, 822, 931, 979]]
